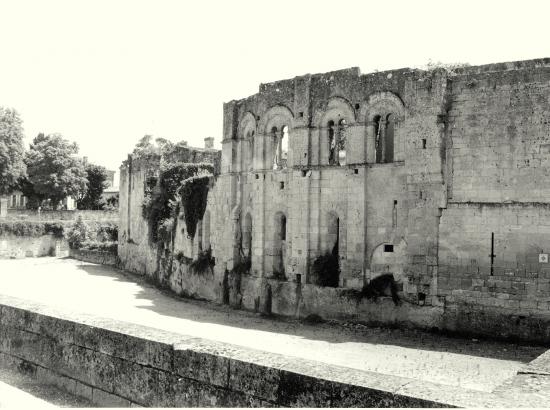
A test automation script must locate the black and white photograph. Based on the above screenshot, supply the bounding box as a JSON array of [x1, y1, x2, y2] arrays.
[[0, 0, 549, 407]]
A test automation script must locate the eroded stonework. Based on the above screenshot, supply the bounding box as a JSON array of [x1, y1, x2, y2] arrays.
[[118, 58, 550, 342]]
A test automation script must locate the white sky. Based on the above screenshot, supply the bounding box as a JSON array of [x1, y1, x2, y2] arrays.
[[0, 0, 548, 171]]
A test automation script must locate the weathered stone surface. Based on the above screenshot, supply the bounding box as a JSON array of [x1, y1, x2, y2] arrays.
[[0, 295, 547, 408]]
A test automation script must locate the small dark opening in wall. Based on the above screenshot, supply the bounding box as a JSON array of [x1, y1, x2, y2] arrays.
[[301, 169, 308, 177], [354, 168, 359, 174], [384, 244, 394, 252], [355, 103, 360, 110], [295, 273, 301, 283], [422, 139, 427, 149], [299, 111, 304, 118], [256, 115, 260, 121], [280, 181, 284, 189], [255, 174, 259, 179], [419, 191, 423, 199], [394, 200, 397, 205], [263, 174, 265, 180], [418, 292, 426, 302]]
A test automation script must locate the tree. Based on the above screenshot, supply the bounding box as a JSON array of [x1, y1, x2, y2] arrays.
[[25, 133, 88, 208], [77, 163, 108, 210], [0, 107, 26, 195], [132, 135, 157, 157]]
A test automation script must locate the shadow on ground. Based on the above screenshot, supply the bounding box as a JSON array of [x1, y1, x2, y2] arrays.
[[73, 261, 545, 363]]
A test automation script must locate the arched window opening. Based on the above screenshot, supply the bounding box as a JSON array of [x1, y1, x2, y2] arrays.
[[281, 125, 289, 168], [242, 213, 252, 259], [385, 114, 395, 163], [202, 211, 211, 251], [273, 212, 287, 277], [328, 120, 336, 165], [337, 119, 346, 166], [374, 115, 383, 164]]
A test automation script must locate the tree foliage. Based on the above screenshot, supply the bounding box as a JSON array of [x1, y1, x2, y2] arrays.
[[25, 133, 88, 207], [0, 107, 26, 195], [77, 163, 108, 209]]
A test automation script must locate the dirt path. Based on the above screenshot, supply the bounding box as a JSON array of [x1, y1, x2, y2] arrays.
[[0, 257, 545, 393]]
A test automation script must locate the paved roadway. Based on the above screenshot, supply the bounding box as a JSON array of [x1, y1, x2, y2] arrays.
[[0, 257, 545, 393]]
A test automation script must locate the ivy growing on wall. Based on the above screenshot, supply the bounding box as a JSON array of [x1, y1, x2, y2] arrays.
[[142, 162, 213, 244], [178, 175, 211, 239]]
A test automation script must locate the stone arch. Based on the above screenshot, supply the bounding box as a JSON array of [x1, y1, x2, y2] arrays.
[[359, 92, 406, 163], [238, 111, 257, 137], [260, 105, 294, 170], [260, 105, 294, 133], [359, 91, 406, 123], [238, 112, 257, 170], [313, 97, 355, 166], [313, 96, 356, 127], [369, 238, 407, 281]]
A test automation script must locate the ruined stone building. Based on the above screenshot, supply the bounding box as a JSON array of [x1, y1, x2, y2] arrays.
[[119, 58, 550, 342]]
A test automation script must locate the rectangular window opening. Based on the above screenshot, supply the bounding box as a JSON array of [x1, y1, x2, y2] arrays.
[[422, 139, 427, 149], [354, 168, 359, 174], [280, 181, 285, 189], [384, 244, 394, 253], [255, 174, 259, 179], [299, 112, 304, 118]]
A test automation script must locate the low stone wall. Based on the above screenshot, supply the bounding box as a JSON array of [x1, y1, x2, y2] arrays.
[[69, 248, 117, 266], [0, 295, 492, 408], [0, 235, 69, 259], [6, 209, 118, 222]]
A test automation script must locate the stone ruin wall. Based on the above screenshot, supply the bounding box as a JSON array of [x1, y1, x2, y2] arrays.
[[118, 58, 550, 342]]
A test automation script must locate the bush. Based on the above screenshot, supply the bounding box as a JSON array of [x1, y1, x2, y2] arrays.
[[311, 252, 339, 287], [80, 240, 117, 253], [189, 247, 215, 274], [0, 221, 68, 237], [66, 216, 93, 249], [95, 222, 118, 242]]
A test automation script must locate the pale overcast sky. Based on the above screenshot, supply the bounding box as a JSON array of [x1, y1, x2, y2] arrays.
[[0, 0, 548, 171]]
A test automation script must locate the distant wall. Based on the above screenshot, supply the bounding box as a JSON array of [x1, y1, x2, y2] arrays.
[[6, 209, 118, 222], [0, 235, 68, 259]]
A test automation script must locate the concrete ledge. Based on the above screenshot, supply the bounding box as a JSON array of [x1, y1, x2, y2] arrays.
[[0, 294, 542, 407]]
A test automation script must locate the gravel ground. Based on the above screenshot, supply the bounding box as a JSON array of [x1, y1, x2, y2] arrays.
[[0, 257, 545, 393], [0, 366, 92, 408]]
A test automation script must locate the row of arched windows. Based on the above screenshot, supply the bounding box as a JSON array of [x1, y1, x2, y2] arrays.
[[241, 113, 397, 169], [238, 210, 343, 285]]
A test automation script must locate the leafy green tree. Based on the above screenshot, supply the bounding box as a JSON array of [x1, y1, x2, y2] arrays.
[[17, 176, 43, 209], [0, 107, 26, 195], [77, 163, 108, 210], [25, 133, 88, 208], [132, 135, 157, 157]]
